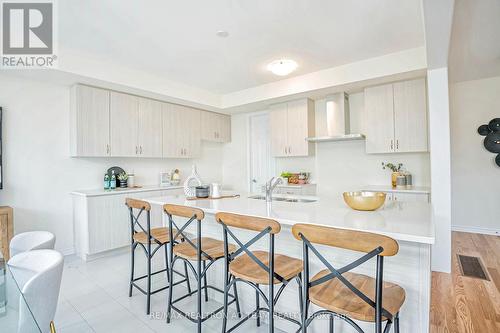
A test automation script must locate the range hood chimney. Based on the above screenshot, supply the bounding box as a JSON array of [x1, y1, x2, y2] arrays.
[[307, 92, 365, 143]]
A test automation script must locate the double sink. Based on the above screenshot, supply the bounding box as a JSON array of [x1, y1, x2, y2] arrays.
[[248, 195, 317, 203]]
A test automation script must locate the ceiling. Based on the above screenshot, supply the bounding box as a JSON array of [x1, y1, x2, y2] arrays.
[[59, 0, 425, 94], [449, 0, 500, 82]]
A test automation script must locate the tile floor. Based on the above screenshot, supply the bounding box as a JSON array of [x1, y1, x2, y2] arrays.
[[55, 251, 286, 333]]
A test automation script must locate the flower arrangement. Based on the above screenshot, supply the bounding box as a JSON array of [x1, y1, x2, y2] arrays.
[[382, 162, 403, 187]]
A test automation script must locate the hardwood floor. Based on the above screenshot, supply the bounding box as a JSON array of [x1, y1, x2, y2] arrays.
[[430, 232, 500, 333]]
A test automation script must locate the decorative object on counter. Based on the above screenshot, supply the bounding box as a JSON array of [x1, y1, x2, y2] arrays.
[[186, 194, 240, 201], [404, 173, 413, 186], [183, 165, 202, 197], [298, 172, 310, 184], [160, 172, 171, 187], [477, 118, 500, 167], [343, 191, 386, 211], [382, 162, 403, 187], [396, 175, 407, 188], [195, 185, 210, 198], [171, 169, 181, 185], [117, 172, 128, 188], [103, 174, 110, 190], [127, 172, 135, 188], [211, 183, 222, 198], [280, 172, 292, 184], [110, 170, 116, 189]]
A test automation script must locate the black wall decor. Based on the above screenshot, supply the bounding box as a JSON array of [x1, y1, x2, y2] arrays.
[[478, 118, 500, 167]]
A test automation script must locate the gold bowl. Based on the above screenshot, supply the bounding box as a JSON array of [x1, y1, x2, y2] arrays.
[[343, 191, 386, 211]]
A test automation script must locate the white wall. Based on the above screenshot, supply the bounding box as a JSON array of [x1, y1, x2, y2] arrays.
[[0, 75, 223, 254], [450, 76, 500, 235], [224, 93, 431, 196]]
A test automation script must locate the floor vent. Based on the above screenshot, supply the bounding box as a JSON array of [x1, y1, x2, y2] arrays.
[[458, 255, 490, 281]]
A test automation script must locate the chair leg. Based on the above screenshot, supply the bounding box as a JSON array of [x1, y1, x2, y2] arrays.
[[164, 244, 170, 283], [329, 315, 334, 333], [221, 265, 230, 333], [394, 313, 400, 333], [184, 260, 192, 294], [232, 279, 241, 318], [166, 256, 175, 324], [197, 259, 202, 333], [203, 260, 208, 302], [255, 283, 260, 327], [129, 243, 136, 297], [147, 253, 152, 315], [268, 282, 274, 333]]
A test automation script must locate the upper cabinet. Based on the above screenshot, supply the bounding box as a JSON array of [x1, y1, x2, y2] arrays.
[[269, 99, 315, 157], [70, 85, 111, 157], [162, 103, 201, 158], [364, 78, 428, 154], [70, 84, 226, 158], [201, 112, 231, 143]]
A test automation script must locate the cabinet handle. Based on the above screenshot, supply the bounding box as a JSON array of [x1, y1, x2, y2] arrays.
[[390, 140, 394, 151], [106, 144, 110, 154], [396, 139, 399, 150], [284, 147, 287, 155], [184, 148, 187, 156], [140, 146, 143, 154], [135, 146, 138, 154], [214, 131, 217, 138], [289, 147, 291, 154]]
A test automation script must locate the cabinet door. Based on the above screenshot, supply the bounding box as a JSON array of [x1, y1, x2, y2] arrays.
[[110, 92, 139, 157], [286, 99, 313, 156], [70, 85, 110, 157], [201, 111, 219, 141], [219, 114, 231, 143], [137, 98, 162, 157], [393, 79, 428, 152], [365, 84, 395, 154], [269, 103, 288, 157], [162, 103, 184, 158], [182, 106, 201, 158]]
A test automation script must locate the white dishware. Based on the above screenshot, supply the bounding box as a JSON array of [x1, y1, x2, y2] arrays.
[[128, 174, 135, 187], [211, 183, 222, 198], [160, 172, 171, 187], [183, 165, 202, 197]]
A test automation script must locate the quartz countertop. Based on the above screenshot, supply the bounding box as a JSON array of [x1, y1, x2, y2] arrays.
[[144, 193, 435, 244], [71, 185, 183, 197]]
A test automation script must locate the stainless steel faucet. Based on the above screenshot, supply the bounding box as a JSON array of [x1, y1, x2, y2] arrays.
[[265, 177, 283, 202]]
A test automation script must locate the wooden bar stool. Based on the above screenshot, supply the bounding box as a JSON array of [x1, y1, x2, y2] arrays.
[[216, 212, 303, 333], [164, 204, 241, 333], [126, 198, 191, 315], [292, 223, 405, 333]]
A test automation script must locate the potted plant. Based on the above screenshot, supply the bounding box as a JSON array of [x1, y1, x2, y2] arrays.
[[280, 172, 292, 184], [382, 162, 403, 187], [117, 172, 129, 188]]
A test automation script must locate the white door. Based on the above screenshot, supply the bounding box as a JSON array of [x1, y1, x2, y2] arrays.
[[393, 78, 428, 152], [249, 113, 274, 193], [286, 99, 311, 156], [110, 92, 139, 157], [137, 98, 162, 157], [365, 84, 395, 153], [269, 103, 288, 157]]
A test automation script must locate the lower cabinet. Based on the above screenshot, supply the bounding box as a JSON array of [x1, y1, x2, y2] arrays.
[[72, 188, 182, 261]]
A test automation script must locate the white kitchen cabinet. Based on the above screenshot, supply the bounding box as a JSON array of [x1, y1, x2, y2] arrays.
[[162, 103, 201, 158], [137, 97, 162, 157], [269, 99, 315, 157], [110, 92, 139, 157], [72, 187, 183, 261], [201, 111, 231, 143], [70, 85, 111, 157], [365, 78, 428, 154]]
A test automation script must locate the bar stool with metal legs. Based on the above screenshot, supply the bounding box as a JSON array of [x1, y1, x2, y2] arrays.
[[292, 223, 405, 333], [216, 212, 304, 333], [126, 198, 191, 315], [164, 204, 241, 333]]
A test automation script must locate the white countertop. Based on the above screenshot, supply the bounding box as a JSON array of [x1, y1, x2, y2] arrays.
[[362, 185, 431, 194], [144, 193, 435, 244], [71, 185, 183, 197]]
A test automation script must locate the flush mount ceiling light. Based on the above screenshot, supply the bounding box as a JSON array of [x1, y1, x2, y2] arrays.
[[216, 30, 229, 38], [267, 59, 298, 76]]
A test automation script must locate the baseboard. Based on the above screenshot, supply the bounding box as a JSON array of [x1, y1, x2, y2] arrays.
[[452, 225, 500, 236], [58, 247, 76, 256]]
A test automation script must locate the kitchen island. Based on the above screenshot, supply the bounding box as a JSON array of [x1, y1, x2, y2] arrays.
[[142, 193, 434, 333]]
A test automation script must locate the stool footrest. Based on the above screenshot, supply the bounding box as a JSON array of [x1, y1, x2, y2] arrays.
[[170, 297, 238, 324], [131, 277, 189, 296], [226, 306, 301, 333]]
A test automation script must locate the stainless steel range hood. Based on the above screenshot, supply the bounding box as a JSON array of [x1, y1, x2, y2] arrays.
[[306, 92, 365, 143]]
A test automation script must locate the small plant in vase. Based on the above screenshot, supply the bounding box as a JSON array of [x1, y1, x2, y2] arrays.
[[280, 172, 292, 184], [382, 162, 403, 187], [117, 172, 129, 188]]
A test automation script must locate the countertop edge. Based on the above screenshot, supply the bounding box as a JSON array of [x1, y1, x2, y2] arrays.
[[71, 185, 183, 197]]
